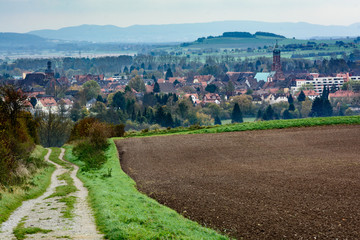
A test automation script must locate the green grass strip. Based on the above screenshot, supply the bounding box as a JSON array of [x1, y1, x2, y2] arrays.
[[64, 143, 229, 240], [49, 147, 73, 169], [46, 171, 77, 219], [0, 146, 55, 224], [13, 217, 52, 240], [124, 115, 360, 138]]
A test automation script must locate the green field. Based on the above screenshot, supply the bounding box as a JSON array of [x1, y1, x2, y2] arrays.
[[126, 116, 360, 138]]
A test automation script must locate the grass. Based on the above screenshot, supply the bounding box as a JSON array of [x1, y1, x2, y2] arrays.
[[49, 147, 73, 169], [124, 116, 360, 138], [46, 172, 77, 219], [13, 216, 52, 240], [0, 146, 55, 224], [64, 143, 229, 240]]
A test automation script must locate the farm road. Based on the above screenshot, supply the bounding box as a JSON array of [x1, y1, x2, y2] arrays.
[[0, 148, 103, 240]]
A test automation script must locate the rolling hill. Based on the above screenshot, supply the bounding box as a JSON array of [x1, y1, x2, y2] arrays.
[[27, 21, 360, 43]]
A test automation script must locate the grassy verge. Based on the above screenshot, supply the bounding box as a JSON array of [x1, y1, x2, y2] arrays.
[[13, 216, 52, 240], [0, 146, 55, 224], [64, 142, 229, 240], [125, 115, 360, 138]]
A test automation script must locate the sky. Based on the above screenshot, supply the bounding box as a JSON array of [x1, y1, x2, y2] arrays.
[[0, 0, 360, 33]]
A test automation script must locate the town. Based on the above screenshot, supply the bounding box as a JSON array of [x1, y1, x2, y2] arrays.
[[1, 41, 359, 137]]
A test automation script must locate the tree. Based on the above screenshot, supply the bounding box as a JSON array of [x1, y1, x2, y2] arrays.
[[214, 115, 222, 125], [112, 91, 126, 110], [153, 82, 160, 93], [297, 90, 306, 102], [83, 80, 101, 101], [38, 110, 72, 147], [225, 81, 235, 97], [165, 68, 173, 80], [30, 97, 37, 108], [287, 94, 294, 105], [289, 103, 295, 111], [309, 86, 332, 117], [205, 84, 217, 93], [263, 105, 274, 120], [231, 103, 243, 123], [0, 85, 27, 128], [128, 76, 146, 92], [282, 109, 292, 119]]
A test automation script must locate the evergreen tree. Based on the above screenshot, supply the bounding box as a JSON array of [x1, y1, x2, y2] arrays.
[[309, 86, 333, 117], [112, 92, 126, 111], [287, 94, 294, 105], [297, 90, 306, 102], [263, 105, 274, 121], [283, 110, 292, 119], [30, 97, 37, 108], [153, 82, 160, 93], [289, 103, 295, 111], [165, 68, 173, 80], [214, 115, 222, 125], [151, 75, 157, 82], [164, 112, 174, 127], [155, 106, 166, 125], [231, 103, 243, 123], [256, 109, 263, 120]]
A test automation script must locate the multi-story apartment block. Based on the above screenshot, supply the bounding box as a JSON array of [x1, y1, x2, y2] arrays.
[[291, 76, 345, 94]]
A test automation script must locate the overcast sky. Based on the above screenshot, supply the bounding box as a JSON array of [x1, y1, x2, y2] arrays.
[[1, 0, 359, 33]]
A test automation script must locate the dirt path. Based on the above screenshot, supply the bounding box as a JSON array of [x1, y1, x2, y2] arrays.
[[0, 148, 103, 240]]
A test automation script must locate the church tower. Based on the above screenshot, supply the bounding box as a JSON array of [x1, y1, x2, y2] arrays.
[[272, 42, 285, 80], [45, 61, 55, 79]]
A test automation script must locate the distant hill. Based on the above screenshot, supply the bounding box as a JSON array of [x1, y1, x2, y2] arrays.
[[181, 31, 287, 49], [0, 32, 55, 50], [27, 21, 360, 43], [0, 33, 47, 45]]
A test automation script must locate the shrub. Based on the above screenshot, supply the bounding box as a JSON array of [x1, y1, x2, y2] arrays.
[[73, 140, 107, 170]]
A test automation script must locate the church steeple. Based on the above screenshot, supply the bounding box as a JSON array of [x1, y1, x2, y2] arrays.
[[272, 41, 284, 80], [45, 61, 54, 79]]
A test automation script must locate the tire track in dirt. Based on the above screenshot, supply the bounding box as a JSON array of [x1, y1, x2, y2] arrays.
[[0, 148, 103, 240]]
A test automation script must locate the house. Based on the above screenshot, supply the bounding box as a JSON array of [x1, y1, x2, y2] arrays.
[[254, 72, 276, 83], [168, 77, 186, 84], [202, 93, 221, 105], [158, 82, 177, 93], [74, 74, 104, 85], [329, 90, 360, 100], [35, 96, 58, 112], [193, 75, 215, 85], [184, 93, 201, 105], [299, 90, 319, 100]]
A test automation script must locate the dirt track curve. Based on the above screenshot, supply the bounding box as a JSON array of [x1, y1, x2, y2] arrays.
[[118, 124, 360, 239], [0, 148, 103, 240]]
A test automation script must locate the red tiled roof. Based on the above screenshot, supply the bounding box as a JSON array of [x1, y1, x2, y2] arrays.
[[39, 97, 57, 107], [329, 90, 359, 98]]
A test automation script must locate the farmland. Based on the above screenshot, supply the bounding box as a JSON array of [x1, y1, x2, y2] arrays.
[[118, 124, 360, 239]]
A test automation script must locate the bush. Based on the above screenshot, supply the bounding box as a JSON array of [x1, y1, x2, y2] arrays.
[[73, 140, 107, 170]]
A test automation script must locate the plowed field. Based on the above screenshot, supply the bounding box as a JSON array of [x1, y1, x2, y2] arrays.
[[116, 125, 360, 239]]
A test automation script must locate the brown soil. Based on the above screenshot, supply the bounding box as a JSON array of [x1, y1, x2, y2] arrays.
[[116, 125, 360, 239]]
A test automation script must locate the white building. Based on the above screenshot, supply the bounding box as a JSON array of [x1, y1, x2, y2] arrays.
[[292, 75, 360, 94], [291, 77, 344, 94]]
